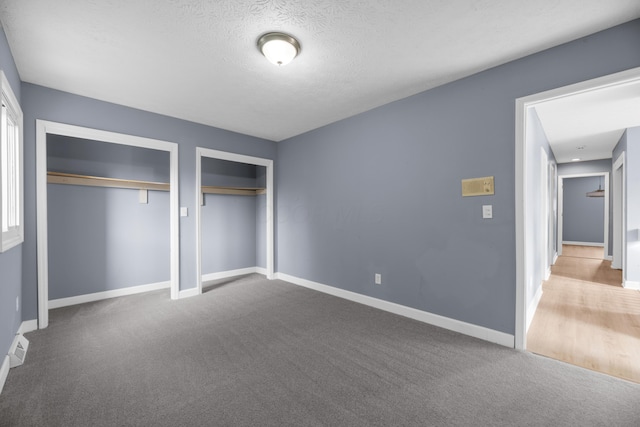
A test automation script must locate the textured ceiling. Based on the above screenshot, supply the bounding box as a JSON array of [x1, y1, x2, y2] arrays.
[[535, 80, 640, 164], [1, 1, 639, 141]]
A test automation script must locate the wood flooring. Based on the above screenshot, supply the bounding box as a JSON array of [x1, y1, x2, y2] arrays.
[[527, 245, 640, 383]]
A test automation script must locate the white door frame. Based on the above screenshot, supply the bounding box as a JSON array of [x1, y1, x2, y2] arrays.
[[540, 148, 549, 280], [36, 120, 180, 328], [195, 147, 274, 295], [515, 66, 640, 350], [549, 162, 557, 265], [557, 172, 609, 256], [612, 152, 626, 272]]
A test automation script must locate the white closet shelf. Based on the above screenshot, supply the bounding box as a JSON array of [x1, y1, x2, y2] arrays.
[[202, 186, 266, 196], [47, 171, 169, 191], [48, 171, 266, 196]]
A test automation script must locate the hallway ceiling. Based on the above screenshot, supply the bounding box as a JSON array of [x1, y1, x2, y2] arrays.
[[536, 80, 640, 164], [1, 1, 639, 141]]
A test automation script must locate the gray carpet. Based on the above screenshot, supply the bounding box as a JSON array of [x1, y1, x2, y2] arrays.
[[1, 274, 639, 426]]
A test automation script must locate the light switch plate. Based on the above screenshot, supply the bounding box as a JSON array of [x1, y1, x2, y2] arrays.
[[180, 207, 188, 217], [482, 205, 493, 219]]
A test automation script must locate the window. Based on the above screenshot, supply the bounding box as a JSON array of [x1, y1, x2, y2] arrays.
[[1, 70, 23, 252]]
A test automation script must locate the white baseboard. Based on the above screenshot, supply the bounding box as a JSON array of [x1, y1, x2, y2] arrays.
[[180, 267, 269, 299], [18, 320, 38, 334], [0, 355, 9, 395], [552, 252, 558, 265], [545, 267, 551, 281], [178, 288, 200, 299], [276, 272, 514, 348], [562, 241, 604, 247], [202, 267, 260, 285], [624, 280, 640, 290], [604, 255, 613, 261], [526, 285, 544, 332], [49, 281, 170, 309]]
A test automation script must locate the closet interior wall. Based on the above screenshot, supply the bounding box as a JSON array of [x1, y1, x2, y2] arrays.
[[46, 134, 171, 300], [200, 157, 266, 278]]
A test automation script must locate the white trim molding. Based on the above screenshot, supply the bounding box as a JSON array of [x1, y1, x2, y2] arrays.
[[624, 281, 640, 291], [48, 281, 170, 309], [178, 287, 200, 299], [562, 241, 605, 247], [612, 152, 625, 271], [202, 267, 262, 285], [17, 320, 38, 335], [36, 120, 180, 329], [526, 285, 543, 332], [0, 355, 9, 395], [276, 272, 514, 348]]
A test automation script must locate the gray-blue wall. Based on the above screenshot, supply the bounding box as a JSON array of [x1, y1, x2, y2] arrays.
[[202, 157, 257, 188], [562, 176, 605, 244], [21, 84, 277, 321], [558, 159, 613, 254], [202, 194, 256, 273], [201, 158, 258, 274], [47, 135, 171, 299], [277, 20, 640, 335], [47, 186, 170, 298], [48, 134, 171, 182], [0, 22, 22, 367], [256, 166, 267, 269]]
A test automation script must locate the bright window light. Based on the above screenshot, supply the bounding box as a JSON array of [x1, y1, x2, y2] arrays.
[[1, 70, 24, 252]]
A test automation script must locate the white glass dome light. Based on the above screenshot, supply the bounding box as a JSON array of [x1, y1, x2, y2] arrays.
[[258, 33, 301, 66]]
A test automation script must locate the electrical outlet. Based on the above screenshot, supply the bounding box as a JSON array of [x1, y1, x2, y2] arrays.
[[375, 274, 382, 285]]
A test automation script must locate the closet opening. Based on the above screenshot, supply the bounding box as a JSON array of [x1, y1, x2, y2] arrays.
[[36, 121, 179, 329], [195, 148, 273, 295]]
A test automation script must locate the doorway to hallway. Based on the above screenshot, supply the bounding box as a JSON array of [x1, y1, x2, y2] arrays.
[[527, 244, 640, 383]]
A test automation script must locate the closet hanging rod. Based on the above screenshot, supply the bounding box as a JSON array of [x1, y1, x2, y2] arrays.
[[47, 171, 170, 191], [201, 186, 266, 196]]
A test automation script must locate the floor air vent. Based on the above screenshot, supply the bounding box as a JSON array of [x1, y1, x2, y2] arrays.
[[9, 334, 29, 368]]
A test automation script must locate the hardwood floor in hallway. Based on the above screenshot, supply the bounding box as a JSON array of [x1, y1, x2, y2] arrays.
[[527, 245, 640, 383]]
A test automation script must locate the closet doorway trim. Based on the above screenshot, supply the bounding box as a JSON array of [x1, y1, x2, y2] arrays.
[[195, 147, 274, 295], [36, 120, 180, 329]]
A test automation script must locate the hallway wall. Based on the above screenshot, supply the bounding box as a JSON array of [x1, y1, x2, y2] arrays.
[[562, 176, 605, 244], [558, 159, 613, 256]]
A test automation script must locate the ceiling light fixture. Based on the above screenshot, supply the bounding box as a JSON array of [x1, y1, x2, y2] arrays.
[[257, 32, 301, 66], [571, 158, 581, 162]]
